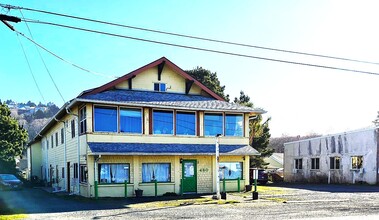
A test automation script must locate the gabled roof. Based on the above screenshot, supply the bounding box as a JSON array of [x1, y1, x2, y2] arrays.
[[88, 142, 260, 156], [81, 57, 225, 101]]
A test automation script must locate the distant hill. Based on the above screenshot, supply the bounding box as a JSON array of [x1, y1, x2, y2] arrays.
[[2, 99, 60, 141], [269, 134, 322, 153]]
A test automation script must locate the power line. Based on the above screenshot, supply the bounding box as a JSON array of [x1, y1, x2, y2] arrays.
[[16, 33, 46, 103], [21, 19, 379, 77], [13, 29, 118, 79], [19, 9, 66, 104], [2, 3, 378, 66]]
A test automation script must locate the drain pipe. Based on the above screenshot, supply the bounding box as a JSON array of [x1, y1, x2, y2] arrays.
[[94, 155, 101, 198], [54, 117, 67, 191], [66, 106, 80, 196]]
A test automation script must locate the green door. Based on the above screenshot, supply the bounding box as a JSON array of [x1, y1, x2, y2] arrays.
[[182, 160, 197, 193]]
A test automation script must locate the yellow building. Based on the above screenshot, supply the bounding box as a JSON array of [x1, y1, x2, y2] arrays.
[[28, 57, 265, 197]]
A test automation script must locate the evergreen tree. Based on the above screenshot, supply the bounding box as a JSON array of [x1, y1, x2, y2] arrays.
[[0, 103, 28, 173], [186, 67, 230, 101], [234, 91, 273, 168]]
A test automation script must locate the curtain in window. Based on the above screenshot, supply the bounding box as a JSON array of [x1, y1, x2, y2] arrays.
[[142, 163, 170, 182], [99, 164, 129, 183]]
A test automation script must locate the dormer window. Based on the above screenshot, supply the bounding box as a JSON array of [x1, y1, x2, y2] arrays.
[[154, 83, 166, 92]]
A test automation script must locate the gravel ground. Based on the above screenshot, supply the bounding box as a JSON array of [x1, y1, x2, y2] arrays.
[[1, 184, 379, 219]]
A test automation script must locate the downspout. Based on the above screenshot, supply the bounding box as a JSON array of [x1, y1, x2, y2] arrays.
[[54, 117, 66, 191], [66, 106, 80, 195]]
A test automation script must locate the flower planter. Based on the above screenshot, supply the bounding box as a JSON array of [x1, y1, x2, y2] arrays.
[[135, 189, 143, 197]]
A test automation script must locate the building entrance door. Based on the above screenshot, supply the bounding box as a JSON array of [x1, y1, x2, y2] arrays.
[[182, 160, 197, 193]]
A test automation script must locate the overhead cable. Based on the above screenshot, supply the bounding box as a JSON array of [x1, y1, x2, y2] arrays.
[[22, 19, 379, 77], [14, 29, 118, 79], [19, 9, 66, 104], [16, 33, 46, 103], [2, 3, 379, 65]]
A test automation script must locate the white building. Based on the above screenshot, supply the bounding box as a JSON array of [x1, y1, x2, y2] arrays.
[[284, 128, 379, 184]]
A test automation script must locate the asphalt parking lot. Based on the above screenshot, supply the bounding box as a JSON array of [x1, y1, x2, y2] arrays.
[[1, 184, 379, 219]]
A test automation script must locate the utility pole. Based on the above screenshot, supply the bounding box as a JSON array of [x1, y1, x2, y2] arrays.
[[0, 14, 21, 31]]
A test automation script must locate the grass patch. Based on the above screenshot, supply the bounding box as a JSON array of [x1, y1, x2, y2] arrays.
[[0, 214, 28, 220]]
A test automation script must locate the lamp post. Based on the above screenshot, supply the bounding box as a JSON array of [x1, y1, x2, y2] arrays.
[[214, 134, 222, 200]]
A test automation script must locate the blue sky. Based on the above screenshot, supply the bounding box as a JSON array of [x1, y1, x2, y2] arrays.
[[1, 0, 379, 137]]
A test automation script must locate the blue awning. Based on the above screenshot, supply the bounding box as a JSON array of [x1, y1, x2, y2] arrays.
[[87, 142, 260, 156]]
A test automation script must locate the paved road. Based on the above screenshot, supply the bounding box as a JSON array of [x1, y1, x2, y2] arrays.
[[1, 184, 379, 219]]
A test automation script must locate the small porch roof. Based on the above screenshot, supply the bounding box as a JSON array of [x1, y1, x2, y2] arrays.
[[87, 142, 260, 156]]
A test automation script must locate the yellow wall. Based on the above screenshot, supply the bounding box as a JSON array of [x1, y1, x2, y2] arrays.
[[115, 66, 202, 95], [30, 142, 42, 179], [87, 154, 247, 198]]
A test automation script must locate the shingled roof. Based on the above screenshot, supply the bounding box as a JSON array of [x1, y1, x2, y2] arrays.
[[78, 89, 265, 113], [88, 142, 260, 156]]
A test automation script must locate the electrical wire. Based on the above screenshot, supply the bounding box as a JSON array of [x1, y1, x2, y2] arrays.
[[14, 29, 118, 79], [16, 33, 46, 103], [2, 3, 378, 66], [22, 19, 379, 77], [19, 9, 66, 104]]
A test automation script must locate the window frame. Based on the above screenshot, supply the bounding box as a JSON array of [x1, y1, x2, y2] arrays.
[[51, 135, 54, 149], [119, 107, 143, 134], [142, 163, 171, 183], [351, 156, 363, 170], [225, 113, 244, 137], [71, 119, 76, 139], [73, 163, 78, 179], [330, 156, 341, 170], [204, 112, 224, 137], [294, 158, 303, 170], [154, 82, 167, 92], [61, 128, 64, 144], [55, 132, 58, 147], [219, 162, 243, 180], [98, 163, 130, 184], [79, 106, 87, 134], [93, 105, 118, 133], [152, 109, 174, 135], [311, 158, 320, 170], [175, 111, 196, 136], [80, 165, 88, 183]]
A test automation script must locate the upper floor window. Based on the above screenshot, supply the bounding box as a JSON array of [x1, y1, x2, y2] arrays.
[[55, 132, 58, 147], [60, 128, 64, 144], [351, 156, 363, 169], [311, 158, 320, 170], [51, 135, 54, 148], [71, 119, 76, 138], [225, 114, 243, 136], [204, 113, 223, 136], [176, 111, 196, 136], [79, 107, 87, 134], [330, 156, 340, 170], [154, 83, 166, 92], [153, 110, 173, 135], [94, 106, 117, 132], [120, 108, 142, 133]]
